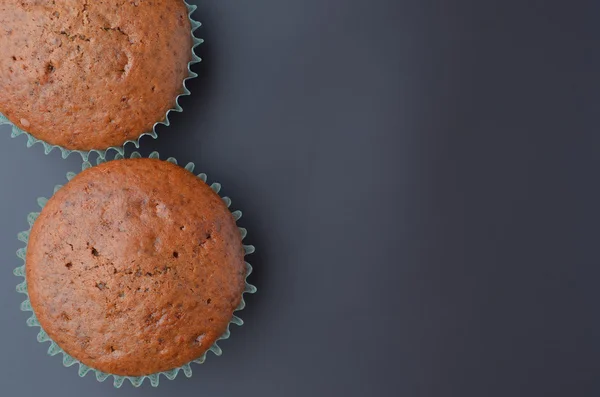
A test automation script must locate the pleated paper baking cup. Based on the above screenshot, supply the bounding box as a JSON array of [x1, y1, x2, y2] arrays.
[[0, 1, 203, 161], [15, 151, 257, 387]]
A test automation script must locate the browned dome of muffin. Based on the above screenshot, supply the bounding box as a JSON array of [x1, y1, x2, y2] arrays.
[[26, 158, 246, 376], [0, 0, 192, 151]]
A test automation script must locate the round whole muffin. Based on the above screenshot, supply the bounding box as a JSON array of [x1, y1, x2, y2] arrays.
[[26, 158, 246, 376], [0, 0, 193, 151]]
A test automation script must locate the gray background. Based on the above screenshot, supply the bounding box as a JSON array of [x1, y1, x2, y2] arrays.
[[0, 0, 599, 396]]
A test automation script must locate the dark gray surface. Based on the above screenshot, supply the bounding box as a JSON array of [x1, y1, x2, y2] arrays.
[[0, 0, 599, 396]]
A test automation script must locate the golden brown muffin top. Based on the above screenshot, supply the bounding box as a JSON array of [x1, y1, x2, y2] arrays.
[[0, 0, 192, 151], [26, 158, 246, 376]]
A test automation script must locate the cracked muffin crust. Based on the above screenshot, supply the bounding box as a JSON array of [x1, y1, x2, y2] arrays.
[[0, 0, 192, 151], [26, 158, 246, 376]]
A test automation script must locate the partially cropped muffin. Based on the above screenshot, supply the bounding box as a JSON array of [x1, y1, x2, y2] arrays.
[[25, 158, 247, 376], [0, 0, 193, 151]]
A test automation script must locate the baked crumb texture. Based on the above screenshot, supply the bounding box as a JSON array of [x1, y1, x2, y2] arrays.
[[0, 1, 198, 153], [16, 154, 256, 387]]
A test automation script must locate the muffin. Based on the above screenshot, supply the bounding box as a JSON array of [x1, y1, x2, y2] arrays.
[[22, 157, 251, 379], [0, 0, 196, 152]]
